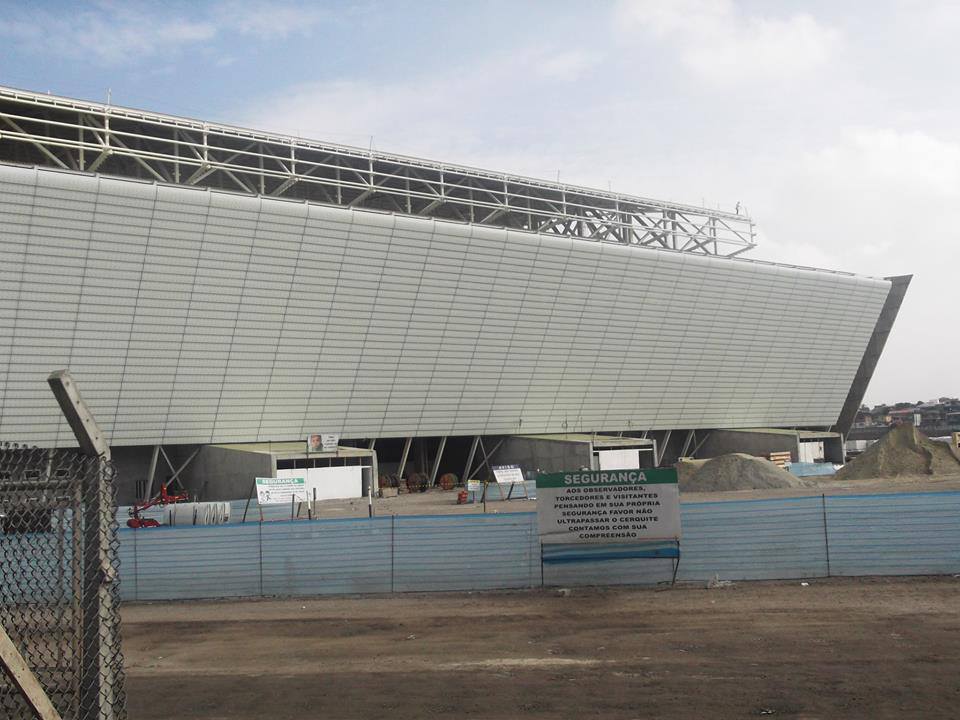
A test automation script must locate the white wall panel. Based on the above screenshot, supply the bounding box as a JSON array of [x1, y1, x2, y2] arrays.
[[0, 164, 892, 446]]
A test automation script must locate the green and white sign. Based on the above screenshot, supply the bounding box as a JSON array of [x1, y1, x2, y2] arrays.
[[255, 476, 307, 506], [536, 468, 681, 544]]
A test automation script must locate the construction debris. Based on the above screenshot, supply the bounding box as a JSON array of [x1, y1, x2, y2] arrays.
[[836, 424, 960, 480], [707, 574, 733, 589], [166, 502, 231, 526]]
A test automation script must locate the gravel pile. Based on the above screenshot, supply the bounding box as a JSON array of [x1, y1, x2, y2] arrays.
[[678, 453, 806, 492], [836, 424, 960, 480]]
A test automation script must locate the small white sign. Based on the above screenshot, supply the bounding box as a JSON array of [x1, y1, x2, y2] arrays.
[[492, 464, 525, 485], [307, 433, 340, 453], [598, 449, 641, 470], [466, 479, 481, 492], [255, 477, 307, 505], [278, 466, 364, 501]]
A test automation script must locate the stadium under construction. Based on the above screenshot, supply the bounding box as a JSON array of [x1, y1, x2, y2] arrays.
[[0, 85, 909, 503]]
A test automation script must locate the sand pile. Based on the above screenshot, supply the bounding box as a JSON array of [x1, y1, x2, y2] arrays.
[[678, 453, 805, 492], [676, 458, 708, 487], [836, 424, 960, 480]]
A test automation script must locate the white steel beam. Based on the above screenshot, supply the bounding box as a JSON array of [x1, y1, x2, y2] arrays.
[[0, 86, 758, 257]]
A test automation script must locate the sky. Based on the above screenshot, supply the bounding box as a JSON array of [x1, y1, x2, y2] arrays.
[[1, 0, 956, 406]]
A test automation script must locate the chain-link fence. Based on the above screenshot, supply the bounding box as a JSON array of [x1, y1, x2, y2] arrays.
[[0, 443, 125, 720]]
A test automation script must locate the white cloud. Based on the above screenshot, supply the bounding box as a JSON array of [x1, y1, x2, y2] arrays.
[[748, 128, 960, 403], [0, 1, 327, 65], [534, 50, 602, 81], [805, 129, 960, 200], [241, 78, 457, 152], [757, 128, 960, 269], [0, 6, 216, 64], [214, 1, 328, 40], [237, 51, 607, 170], [617, 0, 842, 85]]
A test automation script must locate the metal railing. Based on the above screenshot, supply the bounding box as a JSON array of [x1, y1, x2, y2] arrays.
[[0, 85, 756, 257]]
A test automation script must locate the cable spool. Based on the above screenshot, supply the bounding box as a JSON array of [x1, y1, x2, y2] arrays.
[[406, 472, 429, 493], [378, 473, 399, 488], [438, 473, 458, 490]]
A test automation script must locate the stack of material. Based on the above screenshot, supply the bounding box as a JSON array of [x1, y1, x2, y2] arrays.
[[835, 424, 960, 480], [677, 453, 808, 492], [166, 502, 231, 526], [769, 451, 792, 468]]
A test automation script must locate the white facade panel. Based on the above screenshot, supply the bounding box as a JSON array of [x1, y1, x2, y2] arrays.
[[0, 164, 891, 446]]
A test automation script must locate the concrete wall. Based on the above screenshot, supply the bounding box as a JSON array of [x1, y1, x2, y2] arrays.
[[109, 443, 264, 504], [111, 444, 200, 505], [184, 446, 273, 502], [823, 436, 845, 464], [488, 436, 591, 478], [697, 430, 800, 462]]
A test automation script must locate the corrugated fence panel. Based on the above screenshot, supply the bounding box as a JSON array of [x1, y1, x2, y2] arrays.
[[393, 513, 540, 592], [825, 492, 960, 577], [114, 492, 960, 601], [126, 522, 261, 600], [788, 462, 836, 477], [260, 518, 392, 596], [480, 480, 537, 501], [677, 496, 829, 581], [116, 526, 137, 602], [227, 499, 299, 523], [544, 552, 677, 587]]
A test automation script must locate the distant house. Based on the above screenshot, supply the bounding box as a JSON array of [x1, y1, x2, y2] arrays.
[[888, 408, 920, 426], [864, 398, 960, 431], [853, 410, 876, 428]]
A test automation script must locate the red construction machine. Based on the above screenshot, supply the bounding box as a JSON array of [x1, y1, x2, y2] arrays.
[[127, 483, 190, 528]]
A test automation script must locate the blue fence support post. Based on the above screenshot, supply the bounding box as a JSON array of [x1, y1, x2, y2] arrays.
[[539, 541, 544, 588], [132, 528, 138, 601], [390, 514, 395, 594], [258, 519, 263, 595], [821, 494, 831, 577]]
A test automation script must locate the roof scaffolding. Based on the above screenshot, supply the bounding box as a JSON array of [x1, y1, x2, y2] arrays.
[[0, 86, 756, 256]]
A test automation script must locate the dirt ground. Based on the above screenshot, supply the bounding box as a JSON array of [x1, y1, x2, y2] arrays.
[[124, 576, 960, 719], [306, 473, 960, 520]]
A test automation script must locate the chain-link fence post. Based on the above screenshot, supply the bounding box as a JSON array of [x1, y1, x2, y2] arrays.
[[79, 461, 120, 720], [47, 371, 124, 720], [821, 493, 832, 578]]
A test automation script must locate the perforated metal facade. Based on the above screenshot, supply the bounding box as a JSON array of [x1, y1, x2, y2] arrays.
[[0, 163, 890, 447]]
